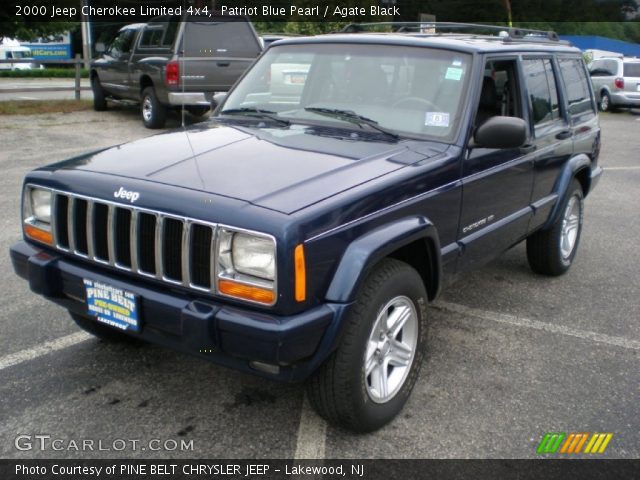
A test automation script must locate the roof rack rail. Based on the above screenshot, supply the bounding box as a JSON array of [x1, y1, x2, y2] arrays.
[[340, 22, 560, 42]]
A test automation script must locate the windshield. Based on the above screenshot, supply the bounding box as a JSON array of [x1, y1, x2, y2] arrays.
[[221, 43, 472, 140]]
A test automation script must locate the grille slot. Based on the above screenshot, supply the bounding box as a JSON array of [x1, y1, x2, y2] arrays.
[[93, 203, 109, 261], [51, 192, 220, 294], [162, 218, 183, 282], [138, 213, 157, 275], [190, 223, 213, 288], [114, 208, 132, 267], [73, 199, 89, 255], [54, 194, 69, 249]]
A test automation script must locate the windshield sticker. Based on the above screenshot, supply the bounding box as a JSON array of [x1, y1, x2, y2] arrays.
[[445, 67, 463, 81], [452, 59, 463, 66], [425, 112, 450, 127]]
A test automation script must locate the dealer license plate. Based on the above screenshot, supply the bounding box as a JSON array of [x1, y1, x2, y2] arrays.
[[83, 279, 140, 332]]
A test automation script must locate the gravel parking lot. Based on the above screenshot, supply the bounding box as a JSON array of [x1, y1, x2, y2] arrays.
[[0, 107, 638, 459]]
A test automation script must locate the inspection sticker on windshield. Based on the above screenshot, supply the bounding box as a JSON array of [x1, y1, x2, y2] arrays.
[[83, 279, 139, 332], [445, 67, 463, 81], [425, 112, 450, 127]]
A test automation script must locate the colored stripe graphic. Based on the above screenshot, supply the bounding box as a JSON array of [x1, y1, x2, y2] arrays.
[[559, 433, 589, 454], [538, 432, 613, 454], [537, 433, 566, 454], [584, 433, 613, 454]]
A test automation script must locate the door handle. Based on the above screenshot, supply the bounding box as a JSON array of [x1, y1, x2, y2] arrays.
[[217, 61, 230, 67], [520, 144, 537, 154], [555, 130, 572, 140]]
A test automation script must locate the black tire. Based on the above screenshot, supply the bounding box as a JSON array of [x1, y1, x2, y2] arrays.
[[70, 312, 143, 345], [141, 86, 167, 129], [527, 179, 584, 276], [306, 258, 428, 433], [599, 91, 612, 112], [91, 76, 107, 111], [186, 106, 210, 118]]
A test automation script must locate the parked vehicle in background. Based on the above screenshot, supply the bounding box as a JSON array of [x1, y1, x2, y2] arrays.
[[0, 45, 39, 70], [589, 56, 640, 112], [91, 15, 262, 128]]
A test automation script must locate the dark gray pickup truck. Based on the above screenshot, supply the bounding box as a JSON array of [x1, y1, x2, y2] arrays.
[[91, 16, 262, 128]]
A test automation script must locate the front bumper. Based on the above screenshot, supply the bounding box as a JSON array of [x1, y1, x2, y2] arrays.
[[167, 92, 211, 106], [10, 241, 344, 382]]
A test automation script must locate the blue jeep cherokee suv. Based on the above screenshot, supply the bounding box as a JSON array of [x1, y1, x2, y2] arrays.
[[11, 24, 602, 432]]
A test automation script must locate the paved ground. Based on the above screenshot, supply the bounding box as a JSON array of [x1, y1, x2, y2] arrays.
[[0, 78, 92, 102], [0, 107, 638, 460]]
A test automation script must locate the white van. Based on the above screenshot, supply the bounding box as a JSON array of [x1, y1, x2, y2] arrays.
[[0, 45, 37, 70]]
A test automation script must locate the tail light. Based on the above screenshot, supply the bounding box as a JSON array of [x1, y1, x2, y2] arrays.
[[614, 77, 624, 89], [165, 60, 179, 86]]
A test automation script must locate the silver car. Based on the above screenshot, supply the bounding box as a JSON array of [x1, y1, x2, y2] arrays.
[[589, 56, 640, 112]]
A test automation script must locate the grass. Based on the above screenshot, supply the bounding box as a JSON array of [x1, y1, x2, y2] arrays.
[[0, 100, 93, 115], [0, 68, 89, 78]]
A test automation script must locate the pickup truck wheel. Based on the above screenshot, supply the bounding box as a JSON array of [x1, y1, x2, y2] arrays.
[[91, 77, 107, 111], [599, 92, 612, 112], [527, 179, 584, 276], [70, 312, 143, 345], [306, 258, 428, 432], [141, 87, 167, 129]]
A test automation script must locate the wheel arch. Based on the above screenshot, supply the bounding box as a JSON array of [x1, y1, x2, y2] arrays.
[[543, 153, 591, 230], [139, 74, 153, 92], [325, 216, 442, 304]]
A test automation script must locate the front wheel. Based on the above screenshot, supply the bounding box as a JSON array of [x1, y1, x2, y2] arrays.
[[527, 179, 584, 276], [306, 258, 428, 432], [91, 76, 107, 111], [141, 86, 167, 129]]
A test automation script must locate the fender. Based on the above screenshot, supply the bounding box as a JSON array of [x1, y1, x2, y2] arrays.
[[543, 153, 591, 230], [325, 216, 441, 304]]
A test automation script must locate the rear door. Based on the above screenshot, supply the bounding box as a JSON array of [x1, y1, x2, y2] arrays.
[[178, 18, 262, 92], [522, 56, 574, 231]]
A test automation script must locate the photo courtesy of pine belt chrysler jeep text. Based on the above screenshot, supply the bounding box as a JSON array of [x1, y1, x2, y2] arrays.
[[11, 23, 603, 432]]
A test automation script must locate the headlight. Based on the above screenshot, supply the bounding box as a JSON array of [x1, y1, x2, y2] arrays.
[[217, 228, 276, 305], [23, 186, 53, 245], [29, 188, 52, 224]]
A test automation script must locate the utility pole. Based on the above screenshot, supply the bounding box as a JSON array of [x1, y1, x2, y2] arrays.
[[80, 0, 91, 69]]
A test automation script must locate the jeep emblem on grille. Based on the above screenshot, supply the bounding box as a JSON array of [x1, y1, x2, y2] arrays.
[[114, 187, 140, 203]]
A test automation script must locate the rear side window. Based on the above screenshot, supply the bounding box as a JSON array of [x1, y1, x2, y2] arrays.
[[623, 62, 640, 77], [523, 58, 560, 126], [139, 20, 178, 48], [558, 58, 595, 118], [182, 20, 260, 58]]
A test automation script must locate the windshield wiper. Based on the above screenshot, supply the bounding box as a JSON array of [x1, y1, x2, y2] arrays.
[[219, 107, 290, 126], [304, 107, 399, 140]]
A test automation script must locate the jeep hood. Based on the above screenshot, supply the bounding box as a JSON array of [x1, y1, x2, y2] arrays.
[[51, 122, 448, 214]]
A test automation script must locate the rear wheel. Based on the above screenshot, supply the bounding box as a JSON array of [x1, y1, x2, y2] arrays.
[[306, 258, 428, 432], [599, 91, 612, 112], [91, 76, 107, 111], [527, 179, 584, 276], [70, 312, 143, 344], [141, 86, 167, 129]]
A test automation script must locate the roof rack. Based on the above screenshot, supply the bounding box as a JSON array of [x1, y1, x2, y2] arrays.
[[340, 22, 561, 42]]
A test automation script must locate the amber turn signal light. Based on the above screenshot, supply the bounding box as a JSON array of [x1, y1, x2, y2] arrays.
[[218, 279, 275, 305], [24, 224, 53, 246], [294, 244, 306, 302]]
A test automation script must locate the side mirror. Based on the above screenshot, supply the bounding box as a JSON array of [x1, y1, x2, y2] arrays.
[[95, 42, 106, 54], [474, 116, 528, 149], [212, 92, 227, 109]]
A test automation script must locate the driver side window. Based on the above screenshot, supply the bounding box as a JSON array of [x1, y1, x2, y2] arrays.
[[108, 30, 135, 58], [475, 59, 523, 128]]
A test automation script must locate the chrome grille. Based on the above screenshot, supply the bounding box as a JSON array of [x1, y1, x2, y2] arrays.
[[52, 192, 216, 292]]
